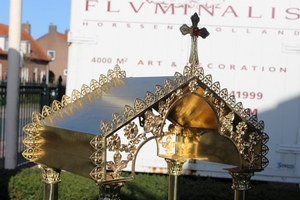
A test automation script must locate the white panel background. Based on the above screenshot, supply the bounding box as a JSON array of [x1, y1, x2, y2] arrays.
[[67, 0, 300, 183]]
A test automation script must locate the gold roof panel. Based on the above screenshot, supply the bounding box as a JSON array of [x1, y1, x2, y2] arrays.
[[22, 13, 269, 185]]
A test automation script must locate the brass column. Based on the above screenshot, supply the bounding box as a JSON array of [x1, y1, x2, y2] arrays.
[[166, 159, 185, 200], [98, 182, 124, 200], [40, 165, 61, 200], [229, 172, 254, 200]]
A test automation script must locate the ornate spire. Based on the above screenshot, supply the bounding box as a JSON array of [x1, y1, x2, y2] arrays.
[[180, 13, 209, 73]]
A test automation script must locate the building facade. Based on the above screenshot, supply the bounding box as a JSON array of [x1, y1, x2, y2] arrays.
[[36, 24, 68, 85], [0, 23, 50, 83]]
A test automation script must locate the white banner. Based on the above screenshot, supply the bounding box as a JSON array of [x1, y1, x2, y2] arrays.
[[67, 0, 300, 183]]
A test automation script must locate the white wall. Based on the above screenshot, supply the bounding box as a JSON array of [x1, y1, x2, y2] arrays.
[[68, 0, 300, 184]]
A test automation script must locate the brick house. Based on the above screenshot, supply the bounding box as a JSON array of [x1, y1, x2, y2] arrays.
[[36, 24, 68, 85], [0, 23, 50, 83]]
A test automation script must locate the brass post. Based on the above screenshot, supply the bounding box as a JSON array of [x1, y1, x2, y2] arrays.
[[40, 165, 61, 200], [98, 182, 124, 200], [166, 159, 185, 200], [229, 172, 254, 200]]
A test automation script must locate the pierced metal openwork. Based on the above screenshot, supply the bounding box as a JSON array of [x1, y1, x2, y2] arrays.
[[22, 13, 269, 200]]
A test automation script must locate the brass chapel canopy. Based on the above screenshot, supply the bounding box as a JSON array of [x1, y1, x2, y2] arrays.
[[22, 13, 269, 187]]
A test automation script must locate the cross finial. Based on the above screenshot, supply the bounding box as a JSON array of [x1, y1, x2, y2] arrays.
[[180, 13, 209, 70]]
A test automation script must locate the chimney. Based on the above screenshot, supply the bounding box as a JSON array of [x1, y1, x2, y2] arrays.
[[49, 24, 57, 34], [22, 23, 31, 35]]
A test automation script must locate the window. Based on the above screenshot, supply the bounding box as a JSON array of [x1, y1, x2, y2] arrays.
[[21, 67, 29, 82], [33, 67, 37, 82], [47, 50, 56, 60], [40, 70, 46, 82]]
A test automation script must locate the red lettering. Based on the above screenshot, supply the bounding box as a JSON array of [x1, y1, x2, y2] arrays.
[[107, 1, 119, 12], [183, 4, 189, 15], [278, 30, 284, 35], [229, 92, 263, 100], [250, 109, 258, 116], [248, 7, 262, 18], [221, 6, 238, 17], [280, 68, 287, 73], [241, 66, 247, 70], [218, 64, 225, 69], [199, 4, 214, 16], [269, 67, 276, 72], [286, 8, 300, 20], [155, 3, 175, 14], [129, 2, 144, 13], [85, 0, 98, 11], [271, 7, 275, 19]]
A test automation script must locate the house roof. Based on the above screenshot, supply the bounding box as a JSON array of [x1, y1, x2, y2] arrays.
[[0, 23, 50, 61], [58, 32, 68, 40]]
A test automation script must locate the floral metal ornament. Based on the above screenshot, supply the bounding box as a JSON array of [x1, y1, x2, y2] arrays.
[[40, 165, 61, 184], [88, 56, 269, 188], [22, 123, 44, 162], [20, 12, 269, 200]]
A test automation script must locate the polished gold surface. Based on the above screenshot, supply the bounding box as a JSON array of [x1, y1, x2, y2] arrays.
[[22, 63, 269, 181], [159, 129, 240, 166], [21, 13, 269, 200], [167, 91, 218, 129], [166, 159, 185, 200], [230, 172, 254, 200], [40, 165, 61, 200], [36, 126, 95, 178], [40, 165, 61, 184]]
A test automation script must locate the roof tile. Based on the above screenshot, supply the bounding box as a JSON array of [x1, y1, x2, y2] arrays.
[[0, 23, 50, 61]]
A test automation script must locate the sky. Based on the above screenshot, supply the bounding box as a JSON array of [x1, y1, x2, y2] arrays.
[[0, 0, 71, 39]]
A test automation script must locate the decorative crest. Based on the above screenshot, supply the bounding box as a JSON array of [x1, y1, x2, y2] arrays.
[[180, 13, 209, 73]]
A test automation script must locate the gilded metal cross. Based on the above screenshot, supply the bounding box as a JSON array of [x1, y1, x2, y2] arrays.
[[180, 13, 209, 67]]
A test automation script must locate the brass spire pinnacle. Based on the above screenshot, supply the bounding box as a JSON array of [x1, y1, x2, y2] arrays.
[[180, 13, 209, 73]]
